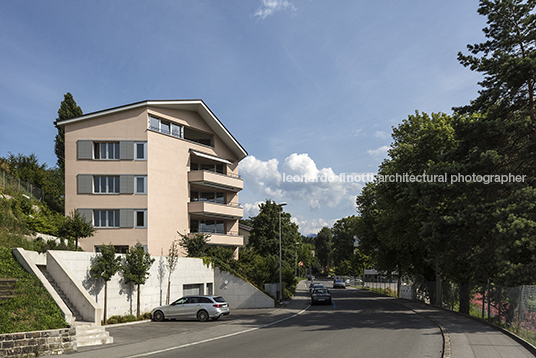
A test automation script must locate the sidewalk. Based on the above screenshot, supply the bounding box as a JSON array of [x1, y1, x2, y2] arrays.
[[386, 294, 536, 358]]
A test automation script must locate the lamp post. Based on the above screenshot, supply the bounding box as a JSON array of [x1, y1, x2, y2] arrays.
[[295, 242, 299, 278], [278, 202, 287, 304]]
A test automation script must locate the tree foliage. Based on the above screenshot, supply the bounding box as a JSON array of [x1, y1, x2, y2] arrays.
[[54, 93, 82, 177], [58, 209, 96, 250], [121, 242, 155, 317], [90, 244, 121, 324]]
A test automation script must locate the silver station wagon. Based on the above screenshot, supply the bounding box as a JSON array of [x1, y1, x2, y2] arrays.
[[151, 295, 230, 322]]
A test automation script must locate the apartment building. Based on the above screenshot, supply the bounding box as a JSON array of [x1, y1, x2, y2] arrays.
[[56, 100, 247, 258]]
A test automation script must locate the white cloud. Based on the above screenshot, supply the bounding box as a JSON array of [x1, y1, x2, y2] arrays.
[[292, 217, 337, 236], [239, 153, 363, 211], [254, 0, 296, 19], [367, 145, 389, 157], [374, 131, 390, 139], [243, 201, 264, 219]]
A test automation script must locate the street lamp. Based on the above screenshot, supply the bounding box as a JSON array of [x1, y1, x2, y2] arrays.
[[295, 242, 299, 278], [278, 202, 287, 304]]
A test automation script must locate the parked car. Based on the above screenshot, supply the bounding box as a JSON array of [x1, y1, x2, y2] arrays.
[[151, 295, 230, 322], [333, 279, 346, 289], [309, 283, 324, 294], [311, 288, 332, 305], [345, 279, 351, 286]]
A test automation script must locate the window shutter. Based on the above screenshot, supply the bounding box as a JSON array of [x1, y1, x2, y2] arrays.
[[77, 140, 93, 160], [77, 209, 93, 225], [77, 174, 93, 194], [120, 141, 134, 160], [120, 209, 134, 228], [120, 175, 134, 194]]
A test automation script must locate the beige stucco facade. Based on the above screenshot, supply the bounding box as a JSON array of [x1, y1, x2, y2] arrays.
[[58, 100, 247, 257]]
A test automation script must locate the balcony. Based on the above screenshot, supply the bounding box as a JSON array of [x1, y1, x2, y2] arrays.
[[188, 170, 243, 192], [188, 201, 243, 220], [189, 231, 244, 247]]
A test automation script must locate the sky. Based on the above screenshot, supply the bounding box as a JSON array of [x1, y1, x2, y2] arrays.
[[0, 0, 488, 235]]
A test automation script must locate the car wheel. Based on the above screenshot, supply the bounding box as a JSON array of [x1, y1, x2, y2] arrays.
[[153, 310, 164, 322], [197, 310, 209, 322], [211, 315, 221, 321]]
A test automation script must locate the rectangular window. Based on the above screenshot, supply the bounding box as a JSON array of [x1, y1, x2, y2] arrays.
[[190, 219, 224, 234], [135, 142, 147, 160], [94, 176, 120, 194], [94, 210, 120, 228], [135, 176, 147, 194], [135, 210, 147, 228], [191, 191, 224, 204], [94, 142, 120, 160], [192, 162, 225, 174], [171, 123, 182, 138]]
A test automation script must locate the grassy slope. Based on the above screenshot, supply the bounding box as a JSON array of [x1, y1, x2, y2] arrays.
[[0, 195, 68, 334]]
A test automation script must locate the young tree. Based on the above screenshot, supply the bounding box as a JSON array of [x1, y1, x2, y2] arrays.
[[90, 244, 121, 324], [58, 209, 96, 250], [166, 239, 180, 305], [121, 242, 155, 317], [54, 93, 82, 178]]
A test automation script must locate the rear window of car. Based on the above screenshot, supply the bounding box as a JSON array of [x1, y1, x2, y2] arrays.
[[213, 297, 226, 303], [201, 297, 213, 303]]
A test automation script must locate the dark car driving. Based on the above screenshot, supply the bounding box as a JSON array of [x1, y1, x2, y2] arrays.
[[311, 288, 332, 305]]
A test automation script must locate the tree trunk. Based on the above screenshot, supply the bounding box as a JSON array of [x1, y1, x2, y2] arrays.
[[137, 284, 141, 317], [459, 283, 470, 314], [166, 280, 171, 305], [104, 280, 108, 324]]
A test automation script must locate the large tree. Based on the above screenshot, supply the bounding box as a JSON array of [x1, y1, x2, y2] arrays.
[[315, 227, 333, 269], [54, 93, 82, 178], [247, 200, 300, 266]]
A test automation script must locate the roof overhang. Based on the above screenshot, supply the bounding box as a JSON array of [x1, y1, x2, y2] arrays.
[[55, 99, 248, 161]]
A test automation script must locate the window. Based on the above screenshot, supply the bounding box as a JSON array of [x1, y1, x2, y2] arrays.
[[94, 210, 120, 228], [94, 142, 120, 160], [190, 219, 224, 234], [149, 115, 213, 146], [190, 191, 224, 203], [191, 162, 224, 174], [94, 176, 120, 194], [95, 245, 129, 254], [135, 142, 147, 160], [135, 210, 147, 228], [135, 176, 147, 194]]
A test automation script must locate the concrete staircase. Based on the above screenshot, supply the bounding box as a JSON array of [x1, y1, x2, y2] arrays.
[[73, 322, 114, 347], [38, 267, 113, 347], [0, 278, 17, 301]]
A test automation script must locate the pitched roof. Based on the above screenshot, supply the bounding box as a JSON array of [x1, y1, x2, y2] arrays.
[[55, 99, 248, 161]]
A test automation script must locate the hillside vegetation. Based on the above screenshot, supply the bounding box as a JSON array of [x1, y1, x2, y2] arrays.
[[0, 194, 69, 333]]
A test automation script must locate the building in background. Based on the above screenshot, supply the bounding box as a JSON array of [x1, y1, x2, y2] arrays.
[[56, 100, 247, 258]]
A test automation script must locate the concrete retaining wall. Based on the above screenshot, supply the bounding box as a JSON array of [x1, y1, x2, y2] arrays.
[[0, 327, 76, 358], [52, 251, 215, 319], [214, 268, 274, 309]]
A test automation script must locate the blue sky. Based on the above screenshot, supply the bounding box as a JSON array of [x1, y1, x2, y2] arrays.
[[0, 0, 487, 235]]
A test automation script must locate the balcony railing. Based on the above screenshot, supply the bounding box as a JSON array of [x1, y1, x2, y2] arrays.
[[188, 170, 243, 192], [188, 201, 243, 219]]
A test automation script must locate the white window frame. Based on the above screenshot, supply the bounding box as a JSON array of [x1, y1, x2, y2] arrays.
[[94, 210, 120, 228], [135, 142, 147, 161], [135, 210, 147, 228], [94, 142, 120, 160], [94, 176, 120, 194], [135, 176, 147, 194]]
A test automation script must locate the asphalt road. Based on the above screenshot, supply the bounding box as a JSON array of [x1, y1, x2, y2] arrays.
[[60, 279, 443, 358]]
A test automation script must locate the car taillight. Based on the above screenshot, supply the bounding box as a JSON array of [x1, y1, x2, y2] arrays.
[[213, 304, 224, 308]]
